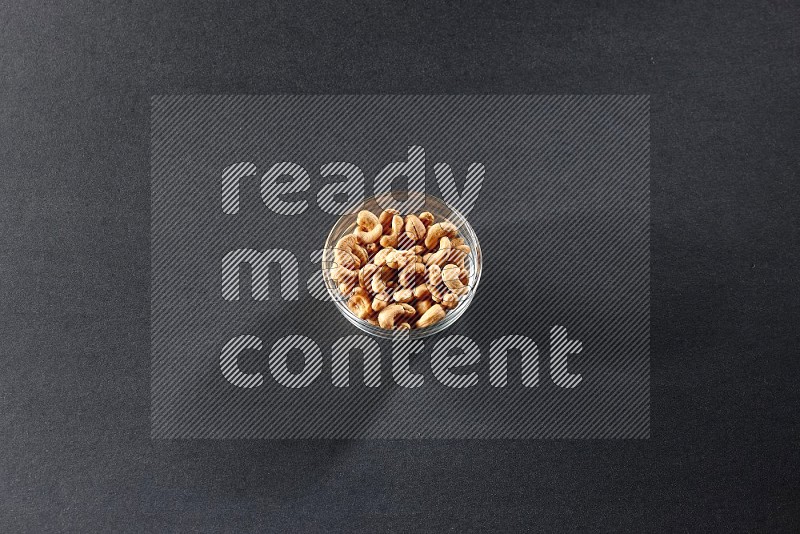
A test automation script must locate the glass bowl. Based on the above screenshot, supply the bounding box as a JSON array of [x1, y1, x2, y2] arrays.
[[322, 191, 482, 339]]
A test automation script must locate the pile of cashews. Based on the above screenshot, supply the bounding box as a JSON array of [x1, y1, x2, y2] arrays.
[[331, 209, 472, 331]]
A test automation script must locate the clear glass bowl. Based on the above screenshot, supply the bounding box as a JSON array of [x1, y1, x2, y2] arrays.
[[322, 191, 482, 339]]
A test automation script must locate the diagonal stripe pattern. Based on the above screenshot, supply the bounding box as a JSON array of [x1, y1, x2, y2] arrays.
[[151, 95, 649, 439]]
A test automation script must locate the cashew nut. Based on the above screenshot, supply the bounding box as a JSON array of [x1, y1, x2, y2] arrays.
[[386, 248, 415, 270], [354, 210, 382, 244], [441, 292, 459, 309], [424, 221, 458, 250], [441, 263, 468, 295], [379, 214, 404, 248], [426, 263, 460, 304], [413, 283, 431, 300], [332, 265, 358, 295], [425, 248, 450, 267], [449, 245, 470, 269], [418, 211, 434, 227], [378, 303, 415, 329], [338, 281, 355, 296], [334, 234, 368, 269], [371, 291, 391, 312], [414, 298, 434, 316], [332, 264, 358, 283], [416, 304, 446, 328], [405, 214, 426, 241], [393, 288, 414, 303], [426, 240, 469, 269], [347, 287, 373, 319], [359, 263, 380, 292], [372, 247, 393, 267], [398, 261, 425, 288], [379, 209, 400, 233]]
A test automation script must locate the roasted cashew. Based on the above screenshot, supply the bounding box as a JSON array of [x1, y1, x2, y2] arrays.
[[424, 221, 458, 250], [441, 263, 468, 295], [423, 237, 452, 268], [359, 263, 380, 292], [334, 234, 368, 269], [354, 210, 382, 244], [405, 214, 426, 241], [441, 293, 459, 309], [425, 264, 445, 302], [332, 264, 358, 283], [379, 209, 400, 233], [416, 304, 446, 328], [425, 263, 458, 304], [371, 291, 391, 312], [386, 248, 415, 269], [414, 298, 434, 316], [426, 240, 469, 269], [399, 261, 425, 288], [378, 303, 415, 329], [338, 281, 355, 296], [413, 283, 431, 300], [393, 288, 414, 303], [418, 211, 434, 228], [347, 287, 373, 319], [458, 267, 469, 285], [425, 248, 450, 268], [379, 215, 404, 248], [372, 247, 393, 267], [371, 276, 386, 294]]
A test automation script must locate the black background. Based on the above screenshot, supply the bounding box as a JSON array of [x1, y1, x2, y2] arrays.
[[2, 1, 798, 531]]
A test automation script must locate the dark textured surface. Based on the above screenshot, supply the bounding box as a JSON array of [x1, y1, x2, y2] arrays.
[[1, 0, 798, 531]]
